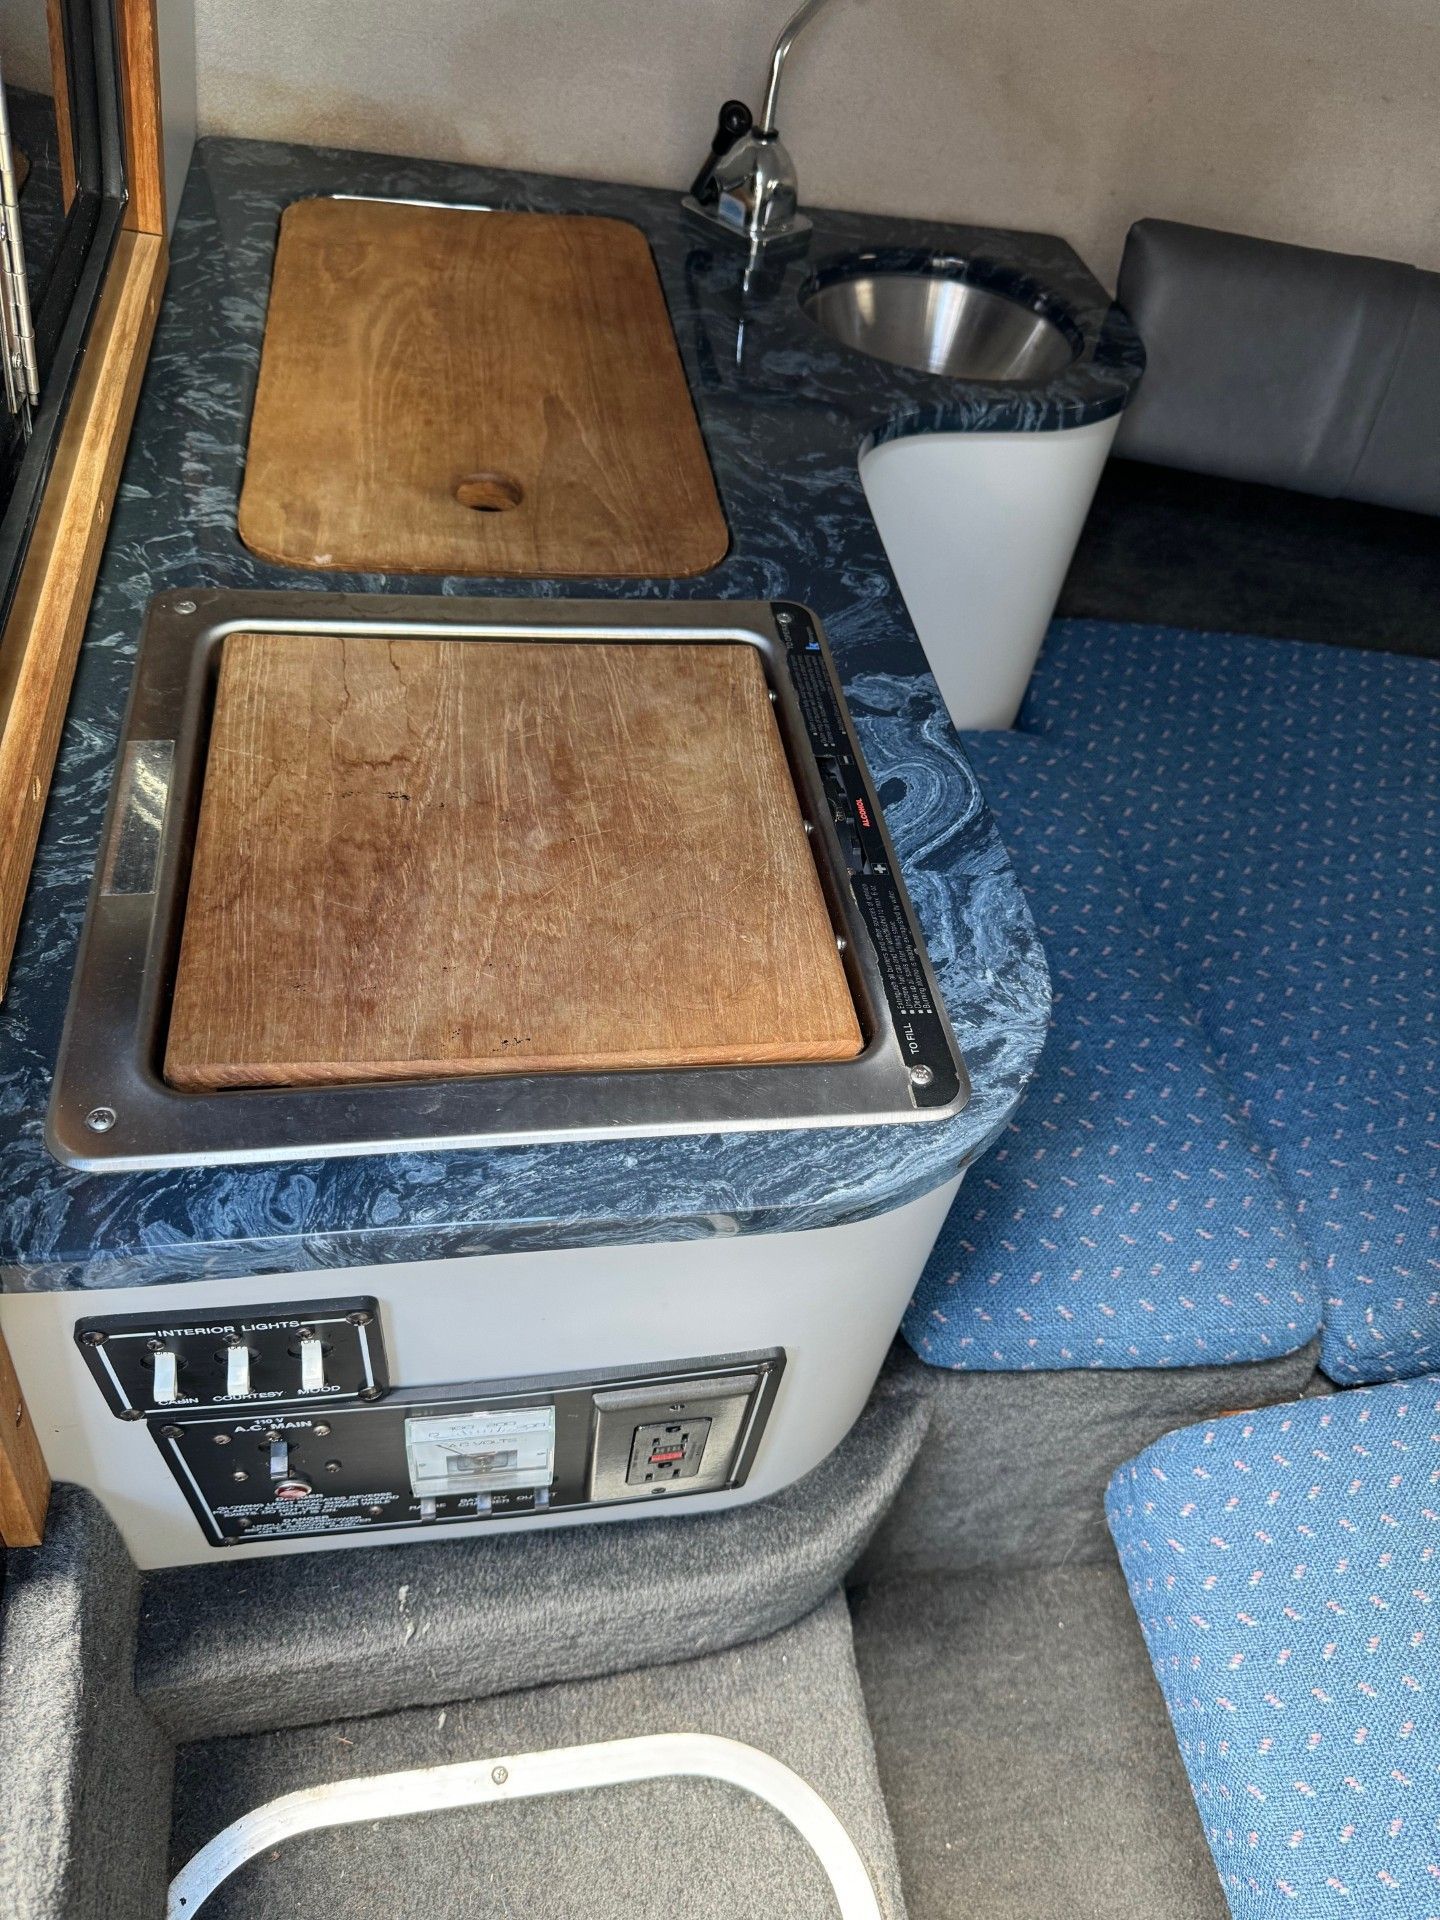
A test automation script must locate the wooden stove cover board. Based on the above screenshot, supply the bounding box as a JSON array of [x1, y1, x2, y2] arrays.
[[237, 199, 730, 579], [162, 633, 863, 1091]]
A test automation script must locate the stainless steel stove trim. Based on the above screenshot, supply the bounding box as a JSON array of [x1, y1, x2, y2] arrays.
[[47, 592, 969, 1170], [166, 1733, 884, 1920]]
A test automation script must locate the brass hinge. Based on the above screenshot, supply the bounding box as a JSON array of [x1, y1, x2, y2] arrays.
[[0, 64, 40, 433]]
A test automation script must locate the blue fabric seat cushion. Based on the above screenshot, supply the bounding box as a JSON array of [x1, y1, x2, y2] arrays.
[[1020, 621, 1440, 1384], [903, 730, 1316, 1371], [1107, 1378, 1440, 1917]]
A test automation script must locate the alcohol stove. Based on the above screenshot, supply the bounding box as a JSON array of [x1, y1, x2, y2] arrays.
[[50, 591, 966, 1168], [24, 591, 968, 1564]]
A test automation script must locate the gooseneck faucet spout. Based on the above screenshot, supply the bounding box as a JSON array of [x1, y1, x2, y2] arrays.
[[759, 0, 839, 135], [683, 0, 847, 251]]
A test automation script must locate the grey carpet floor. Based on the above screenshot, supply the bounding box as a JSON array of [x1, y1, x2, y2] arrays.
[[850, 1565, 1229, 1920], [169, 1591, 905, 1920], [1059, 457, 1440, 657]]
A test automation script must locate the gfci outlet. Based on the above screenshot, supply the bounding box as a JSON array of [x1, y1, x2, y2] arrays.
[[627, 1416, 713, 1486], [588, 1371, 762, 1503]]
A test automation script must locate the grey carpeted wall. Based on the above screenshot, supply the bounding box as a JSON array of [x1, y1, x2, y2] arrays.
[[0, 1488, 175, 1920], [0, 1378, 928, 1920], [138, 1374, 929, 1740], [856, 1339, 1320, 1581], [0, 1337, 1319, 1920]]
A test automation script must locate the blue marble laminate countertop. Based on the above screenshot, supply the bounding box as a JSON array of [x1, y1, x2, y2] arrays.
[[0, 137, 1142, 1290]]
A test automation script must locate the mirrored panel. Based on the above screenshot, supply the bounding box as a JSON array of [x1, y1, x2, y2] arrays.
[[2, 1, 69, 302], [0, 0, 126, 618]]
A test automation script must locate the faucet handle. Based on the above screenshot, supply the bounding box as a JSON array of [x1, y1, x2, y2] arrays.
[[689, 99, 755, 200]]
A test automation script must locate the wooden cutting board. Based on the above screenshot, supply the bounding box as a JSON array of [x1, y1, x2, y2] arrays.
[[238, 198, 729, 579], [163, 633, 861, 1090]]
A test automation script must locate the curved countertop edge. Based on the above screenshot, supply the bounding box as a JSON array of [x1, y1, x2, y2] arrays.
[[0, 1143, 1020, 1294], [0, 136, 1085, 1291]]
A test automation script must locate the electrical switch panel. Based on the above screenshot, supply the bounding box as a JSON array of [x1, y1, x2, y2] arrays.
[[147, 1351, 782, 1548], [75, 1296, 388, 1420]]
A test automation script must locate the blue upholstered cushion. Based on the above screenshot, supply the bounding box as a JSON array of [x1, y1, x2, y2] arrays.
[[1108, 1380, 1440, 1916], [902, 731, 1316, 1371], [1022, 622, 1440, 1383]]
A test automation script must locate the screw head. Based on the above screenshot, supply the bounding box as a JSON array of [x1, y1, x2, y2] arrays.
[[121, 1407, 145, 1423], [173, 598, 197, 615], [358, 1385, 383, 1402], [491, 1765, 509, 1786], [213, 1433, 232, 1446], [325, 1459, 342, 1473], [145, 1337, 166, 1352], [85, 1106, 117, 1134], [80, 1329, 107, 1346], [346, 1309, 373, 1327], [159, 1424, 184, 1440], [367, 1505, 384, 1519], [231, 1469, 249, 1483], [908, 1063, 935, 1088], [312, 1423, 331, 1438]]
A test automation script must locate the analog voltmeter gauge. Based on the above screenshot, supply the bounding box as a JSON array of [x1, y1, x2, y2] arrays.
[[404, 1406, 556, 1499]]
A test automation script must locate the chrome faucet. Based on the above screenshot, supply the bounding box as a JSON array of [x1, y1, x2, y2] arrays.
[[684, 0, 843, 251]]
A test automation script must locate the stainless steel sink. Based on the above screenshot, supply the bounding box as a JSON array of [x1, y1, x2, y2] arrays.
[[802, 262, 1080, 384]]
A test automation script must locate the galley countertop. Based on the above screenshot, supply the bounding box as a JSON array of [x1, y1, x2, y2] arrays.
[[0, 137, 1142, 1290]]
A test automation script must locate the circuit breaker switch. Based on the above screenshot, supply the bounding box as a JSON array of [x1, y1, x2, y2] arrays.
[[269, 1439, 289, 1481], [225, 1339, 252, 1398], [299, 1333, 326, 1394], [152, 1350, 179, 1405]]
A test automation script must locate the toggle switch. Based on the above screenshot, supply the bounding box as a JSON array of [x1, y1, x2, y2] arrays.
[[152, 1349, 179, 1405], [299, 1332, 326, 1394], [75, 1294, 388, 1421], [269, 1438, 311, 1499], [225, 1338, 252, 1398]]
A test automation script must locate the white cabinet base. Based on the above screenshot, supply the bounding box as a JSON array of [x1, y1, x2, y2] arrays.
[[860, 414, 1120, 730], [0, 1176, 960, 1567]]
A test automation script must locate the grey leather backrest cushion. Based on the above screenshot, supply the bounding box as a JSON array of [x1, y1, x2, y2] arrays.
[[1113, 219, 1440, 515]]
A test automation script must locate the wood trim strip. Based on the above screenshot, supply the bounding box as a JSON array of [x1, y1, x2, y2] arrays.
[[0, 229, 166, 994], [0, 0, 169, 1545], [42, 0, 165, 229], [45, 0, 79, 211], [0, 1326, 49, 1547], [118, 0, 165, 236]]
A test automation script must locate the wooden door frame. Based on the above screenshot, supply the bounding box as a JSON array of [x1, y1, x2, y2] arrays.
[[0, 0, 168, 1546]]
